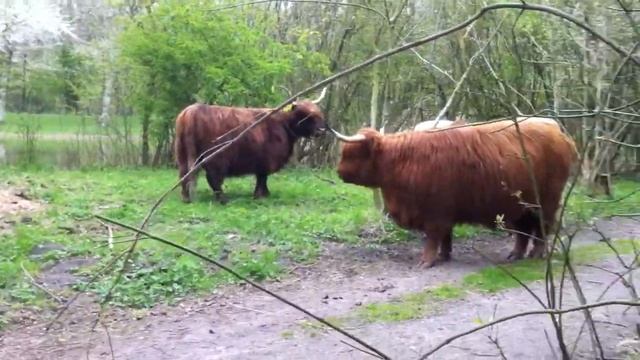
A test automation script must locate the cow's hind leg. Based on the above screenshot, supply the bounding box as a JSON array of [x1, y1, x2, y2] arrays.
[[205, 171, 227, 204], [420, 224, 449, 268], [179, 162, 198, 203], [179, 162, 192, 203], [528, 219, 553, 259], [253, 174, 270, 199], [507, 214, 537, 261]]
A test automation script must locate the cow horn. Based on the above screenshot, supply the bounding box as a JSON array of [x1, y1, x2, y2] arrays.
[[328, 126, 366, 142], [311, 87, 327, 104]]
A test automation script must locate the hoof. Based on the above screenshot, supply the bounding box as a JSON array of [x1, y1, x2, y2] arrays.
[[215, 193, 228, 205], [507, 251, 524, 261], [418, 257, 438, 269], [527, 249, 546, 259], [437, 252, 451, 262], [253, 192, 270, 199]]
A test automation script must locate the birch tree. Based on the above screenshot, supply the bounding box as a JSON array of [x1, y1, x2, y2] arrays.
[[0, 0, 78, 123]]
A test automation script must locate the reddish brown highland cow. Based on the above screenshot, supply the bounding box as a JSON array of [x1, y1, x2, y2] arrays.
[[332, 117, 577, 268], [175, 89, 327, 204]]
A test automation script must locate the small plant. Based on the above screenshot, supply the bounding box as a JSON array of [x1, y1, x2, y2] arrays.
[[17, 120, 41, 164]]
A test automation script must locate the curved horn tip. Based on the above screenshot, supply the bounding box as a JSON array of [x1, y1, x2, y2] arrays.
[[329, 127, 366, 142], [312, 86, 328, 104]]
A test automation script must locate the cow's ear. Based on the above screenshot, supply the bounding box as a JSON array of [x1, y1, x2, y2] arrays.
[[283, 102, 296, 112]]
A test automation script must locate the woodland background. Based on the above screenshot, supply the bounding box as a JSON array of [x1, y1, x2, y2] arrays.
[[1, 0, 638, 189]]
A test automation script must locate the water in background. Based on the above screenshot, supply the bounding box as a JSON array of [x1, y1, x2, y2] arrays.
[[0, 136, 141, 168]]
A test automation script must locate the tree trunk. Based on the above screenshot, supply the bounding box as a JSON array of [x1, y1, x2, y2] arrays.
[[20, 53, 27, 112], [0, 50, 12, 124], [141, 112, 150, 165], [99, 48, 115, 127]]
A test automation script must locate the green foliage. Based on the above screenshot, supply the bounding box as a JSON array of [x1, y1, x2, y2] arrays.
[[57, 44, 89, 113], [565, 181, 640, 222], [117, 0, 329, 145], [1, 165, 638, 310], [0, 167, 392, 308]]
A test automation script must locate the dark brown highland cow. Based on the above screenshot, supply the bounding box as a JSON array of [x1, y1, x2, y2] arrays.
[[332, 117, 577, 268], [175, 89, 327, 204]]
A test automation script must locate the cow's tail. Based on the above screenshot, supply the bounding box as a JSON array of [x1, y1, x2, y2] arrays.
[[175, 105, 199, 202]]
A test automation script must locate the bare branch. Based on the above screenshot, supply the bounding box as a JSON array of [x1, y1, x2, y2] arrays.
[[20, 262, 64, 304], [434, 17, 507, 123], [596, 136, 640, 148], [419, 301, 640, 359], [208, 0, 388, 21], [95, 215, 391, 360]]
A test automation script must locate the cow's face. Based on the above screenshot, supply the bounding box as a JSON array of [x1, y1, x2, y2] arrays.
[[336, 129, 381, 188], [288, 100, 327, 138]]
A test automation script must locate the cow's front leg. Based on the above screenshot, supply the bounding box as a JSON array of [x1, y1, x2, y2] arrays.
[[438, 230, 453, 262], [205, 171, 227, 204], [253, 174, 270, 199], [419, 233, 439, 268]]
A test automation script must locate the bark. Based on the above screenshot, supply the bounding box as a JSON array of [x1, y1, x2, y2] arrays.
[[141, 112, 150, 166], [0, 49, 13, 124], [20, 53, 27, 112], [99, 47, 115, 127]]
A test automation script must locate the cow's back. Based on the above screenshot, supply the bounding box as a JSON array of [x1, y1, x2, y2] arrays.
[[175, 103, 293, 176], [377, 119, 576, 230]]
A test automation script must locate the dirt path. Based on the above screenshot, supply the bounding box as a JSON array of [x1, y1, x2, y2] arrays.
[[1, 217, 639, 359], [0, 187, 43, 233]]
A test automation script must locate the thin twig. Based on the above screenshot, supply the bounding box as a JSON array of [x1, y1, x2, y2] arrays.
[[101, 320, 115, 360], [585, 188, 640, 203], [434, 17, 506, 123], [596, 136, 640, 148], [208, 0, 388, 20], [95, 215, 391, 360], [418, 300, 640, 359], [21, 262, 64, 304], [472, 247, 547, 308], [340, 340, 385, 359], [45, 249, 129, 331]]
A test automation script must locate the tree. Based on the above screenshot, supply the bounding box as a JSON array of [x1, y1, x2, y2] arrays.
[[57, 43, 86, 113], [117, 0, 329, 165], [0, 0, 78, 122]]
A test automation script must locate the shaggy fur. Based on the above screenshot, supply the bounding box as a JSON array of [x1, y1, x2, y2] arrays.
[[413, 117, 466, 131], [337, 118, 577, 267], [175, 101, 326, 203]]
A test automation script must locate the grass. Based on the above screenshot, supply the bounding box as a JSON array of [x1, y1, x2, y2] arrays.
[[0, 166, 409, 309], [0, 112, 141, 136], [0, 164, 638, 313], [565, 179, 640, 220], [356, 284, 463, 323]]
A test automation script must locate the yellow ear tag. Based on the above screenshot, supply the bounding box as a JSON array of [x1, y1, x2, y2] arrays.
[[282, 103, 294, 112]]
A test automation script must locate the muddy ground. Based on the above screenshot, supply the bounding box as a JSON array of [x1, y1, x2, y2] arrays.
[[0, 187, 43, 233], [1, 210, 639, 359]]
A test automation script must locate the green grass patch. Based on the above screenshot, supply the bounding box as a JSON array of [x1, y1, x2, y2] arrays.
[[566, 179, 640, 221], [463, 239, 640, 293], [346, 239, 639, 324], [0, 165, 637, 311], [0, 166, 407, 308], [356, 284, 464, 323]]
